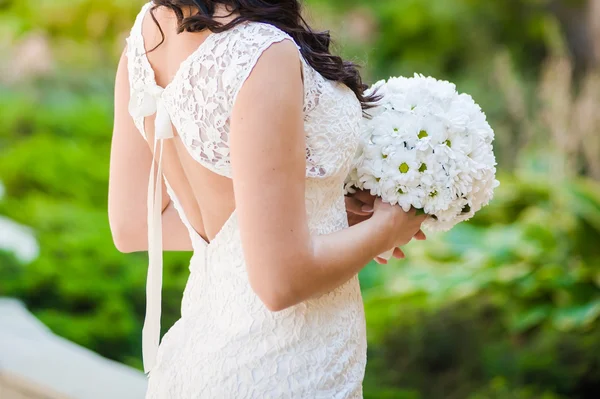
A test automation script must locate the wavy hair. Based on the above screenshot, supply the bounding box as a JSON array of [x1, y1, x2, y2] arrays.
[[149, 0, 377, 110]]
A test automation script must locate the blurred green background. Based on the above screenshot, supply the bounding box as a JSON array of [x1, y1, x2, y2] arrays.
[[1, 0, 599, 398]]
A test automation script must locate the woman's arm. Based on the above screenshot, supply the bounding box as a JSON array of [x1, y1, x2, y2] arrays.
[[231, 40, 425, 312], [108, 51, 193, 253]]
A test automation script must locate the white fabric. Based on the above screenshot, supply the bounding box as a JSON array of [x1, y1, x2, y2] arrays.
[[128, 81, 182, 373], [126, 2, 367, 397]]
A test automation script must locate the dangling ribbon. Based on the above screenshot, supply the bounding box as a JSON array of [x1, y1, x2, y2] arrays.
[[133, 86, 175, 374]]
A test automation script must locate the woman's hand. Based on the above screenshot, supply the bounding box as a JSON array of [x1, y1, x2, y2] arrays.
[[345, 190, 376, 226], [346, 190, 426, 264], [372, 198, 428, 264], [373, 228, 427, 264]]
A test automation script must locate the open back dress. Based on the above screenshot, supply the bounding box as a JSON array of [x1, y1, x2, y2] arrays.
[[126, 3, 367, 397]]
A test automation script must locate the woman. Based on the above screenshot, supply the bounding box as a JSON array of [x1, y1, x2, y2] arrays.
[[108, 1, 426, 397]]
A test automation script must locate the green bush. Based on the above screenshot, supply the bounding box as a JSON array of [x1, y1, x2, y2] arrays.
[[361, 169, 600, 398], [468, 377, 566, 399], [0, 80, 193, 369], [306, 0, 557, 79], [364, 295, 600, 398]]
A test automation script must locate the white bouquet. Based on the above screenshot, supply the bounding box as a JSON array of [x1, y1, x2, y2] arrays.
[[345, 74, 499, 257]]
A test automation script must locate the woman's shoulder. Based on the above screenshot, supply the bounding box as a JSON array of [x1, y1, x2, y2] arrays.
[[224, 21, 299, 52], [215, 22, 303, 101]]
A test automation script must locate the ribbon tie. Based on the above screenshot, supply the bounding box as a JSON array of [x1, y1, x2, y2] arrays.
[[133, 85, 174, 374]]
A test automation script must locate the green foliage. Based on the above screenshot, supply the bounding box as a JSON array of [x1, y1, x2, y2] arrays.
[[366, 170, 600, 332], [364, 295, 600, 398], [0, 0, 143, 69], [468, 377, 566, 399], [0, 80, 192, 369], [306, 0, 558, 80], [361, 168, 600, 398]]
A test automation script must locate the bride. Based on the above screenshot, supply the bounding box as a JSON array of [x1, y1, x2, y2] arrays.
[[108, 0, 426, 397]]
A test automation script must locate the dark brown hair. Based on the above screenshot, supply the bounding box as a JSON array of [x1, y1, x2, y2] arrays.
[[149, 0, 377, 110]]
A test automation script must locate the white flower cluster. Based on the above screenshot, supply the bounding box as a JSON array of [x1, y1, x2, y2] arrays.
[[346, 74, 500, 231]]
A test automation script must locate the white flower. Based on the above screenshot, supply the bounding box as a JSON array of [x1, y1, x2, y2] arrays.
[[345, 74, 499, 232]]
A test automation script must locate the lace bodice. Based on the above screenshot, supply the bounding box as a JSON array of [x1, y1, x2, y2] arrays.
[[125, 3, 366, 397], [126, 3, 362, 179]]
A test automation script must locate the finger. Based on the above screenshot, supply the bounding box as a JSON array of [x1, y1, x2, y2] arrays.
[[414, 230, 426, 240], [361, 204, 374, 213], [353, 190, 376, 206], [345, 196, 372, 216], [392, 248, 405, 259], [374, 257, 388, 265]]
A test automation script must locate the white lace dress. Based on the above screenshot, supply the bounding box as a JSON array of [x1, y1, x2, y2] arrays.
[[125, 3, 367, 398]]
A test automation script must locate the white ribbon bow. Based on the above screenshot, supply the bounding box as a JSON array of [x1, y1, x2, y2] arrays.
[[133, 85, 174, 374]]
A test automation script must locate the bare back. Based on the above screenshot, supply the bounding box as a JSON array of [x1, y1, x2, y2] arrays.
[[139, 6, 237, 242]]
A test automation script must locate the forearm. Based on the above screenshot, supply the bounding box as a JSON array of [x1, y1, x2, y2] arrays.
[[263, 216, 392, 310], [111, 201, 193, 253], [308, 216, 391, 292]]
